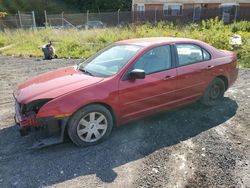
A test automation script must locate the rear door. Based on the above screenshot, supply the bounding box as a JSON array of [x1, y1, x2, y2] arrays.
[[119, 45, 177, 121], [175, 43, 214, 102]]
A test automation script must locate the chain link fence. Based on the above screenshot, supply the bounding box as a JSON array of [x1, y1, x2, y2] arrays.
[[0, 11, 36, 30], [1, 7, 250, 30], [0, 14, 19, 30], [44, 11, 132, 28]]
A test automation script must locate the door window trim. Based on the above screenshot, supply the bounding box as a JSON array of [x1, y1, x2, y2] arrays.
[[174, 43, 212, 67]]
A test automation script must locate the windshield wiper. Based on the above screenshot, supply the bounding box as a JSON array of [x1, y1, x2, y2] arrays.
[[79, 68, 94, 76]]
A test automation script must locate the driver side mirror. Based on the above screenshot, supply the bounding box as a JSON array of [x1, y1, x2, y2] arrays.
[[129, 69, 145, 80]]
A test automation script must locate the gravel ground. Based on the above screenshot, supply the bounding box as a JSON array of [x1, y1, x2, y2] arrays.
[[0, 56, 249, 188]]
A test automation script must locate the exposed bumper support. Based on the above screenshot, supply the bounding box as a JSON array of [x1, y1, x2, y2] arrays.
[[15, 113, 69, 149], [31, 118, 68, 149], [14, 96, 69, 149]]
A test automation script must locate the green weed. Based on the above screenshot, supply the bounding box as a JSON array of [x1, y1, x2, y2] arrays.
[[0, 19, 249, 67]]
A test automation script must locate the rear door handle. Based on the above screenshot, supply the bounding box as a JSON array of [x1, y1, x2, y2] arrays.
[[207, 65, 214, 70], [163, 75, 175, 80]]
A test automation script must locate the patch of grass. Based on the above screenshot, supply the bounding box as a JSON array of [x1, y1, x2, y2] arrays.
[[0, 19, 249, 67]]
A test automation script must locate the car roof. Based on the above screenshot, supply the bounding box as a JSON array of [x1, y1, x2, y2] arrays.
[[116, 37, 201, 47]]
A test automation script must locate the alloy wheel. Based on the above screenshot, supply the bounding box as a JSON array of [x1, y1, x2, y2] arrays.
[[77, 112, 108, 142]]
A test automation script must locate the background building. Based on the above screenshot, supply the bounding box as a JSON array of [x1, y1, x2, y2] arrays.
[[132, 0, 250, 23], [132, 0, 250, 12]]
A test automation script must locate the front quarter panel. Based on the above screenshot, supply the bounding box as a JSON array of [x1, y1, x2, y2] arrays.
[[36, 78, 119, 120]]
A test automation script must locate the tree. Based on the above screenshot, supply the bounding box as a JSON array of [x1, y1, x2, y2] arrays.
[[0, 0, 132, 14], [68, 0, 132, 12]]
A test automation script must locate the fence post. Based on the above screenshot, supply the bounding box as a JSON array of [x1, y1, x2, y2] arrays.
[[154, 8, 157, 24], [132, 4, 136, 23], [15, 14, 19, 28], [87, 10, 89, 23], [234, 6, 238, 22], [18, 10, 23, 29], [118, 9, 120, 26], [192, 7, 195, 23], [31, 11, 36, 29], [44, 10, 48, 28], [132, 10, 135, 24], [61, 12, 64, 27]]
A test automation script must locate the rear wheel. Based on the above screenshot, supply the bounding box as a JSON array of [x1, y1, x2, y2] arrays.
[[201, 78, 225, 106], [67, 104, 113, 147]]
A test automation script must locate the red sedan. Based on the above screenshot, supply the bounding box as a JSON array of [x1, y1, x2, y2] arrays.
[[14, 37, 238, 148]]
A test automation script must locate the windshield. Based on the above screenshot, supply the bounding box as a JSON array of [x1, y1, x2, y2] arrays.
[[78, 44, 142, 77]]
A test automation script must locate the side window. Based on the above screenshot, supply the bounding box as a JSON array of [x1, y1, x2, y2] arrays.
[[176, 44, 203, 66], [176, 44, 211, 66], [133, 45, 172, 74], [203, 49, 211, 61]]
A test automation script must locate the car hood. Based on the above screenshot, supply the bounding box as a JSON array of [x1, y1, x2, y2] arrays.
[[14, 66, 104, 104]]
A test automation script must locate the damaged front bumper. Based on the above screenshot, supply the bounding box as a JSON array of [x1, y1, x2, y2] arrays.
[[14, 101, 68, 149]]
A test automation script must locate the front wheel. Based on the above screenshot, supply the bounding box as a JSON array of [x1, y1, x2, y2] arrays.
[[200, 78, 225, 106], [67, 104, 113, 147]]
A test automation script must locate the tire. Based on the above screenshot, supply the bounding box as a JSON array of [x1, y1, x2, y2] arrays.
[[67, 104, 113, 147], [200, 78, 225, 106]]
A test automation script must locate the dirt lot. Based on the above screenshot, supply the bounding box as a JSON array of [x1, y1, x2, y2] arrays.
[[0, 56, 249, 188]]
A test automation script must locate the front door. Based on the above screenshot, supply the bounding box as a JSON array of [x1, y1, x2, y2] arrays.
[[119, 45, 177, 122]]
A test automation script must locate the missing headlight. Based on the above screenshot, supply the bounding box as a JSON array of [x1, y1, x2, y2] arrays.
[[24, 99, 52, 114]]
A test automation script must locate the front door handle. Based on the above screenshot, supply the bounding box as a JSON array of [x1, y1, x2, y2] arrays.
[[163, 75, 175, 80], [207, 65, 214, 70]]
